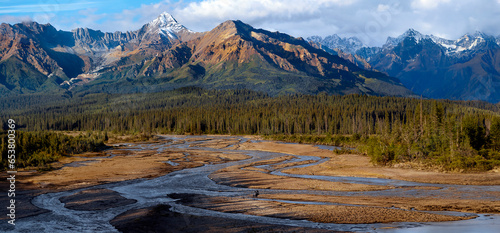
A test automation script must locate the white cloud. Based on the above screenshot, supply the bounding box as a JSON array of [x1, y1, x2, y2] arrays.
[[172, 0, 357, 32], [6, 0, 500, 46], [95, 0, 500, 45], [177, 0, 354, 19], [66, 1, 179, 32], [411, 0, 451, 10], [0, 15, 32, 24], [377, 4, 390, 12]]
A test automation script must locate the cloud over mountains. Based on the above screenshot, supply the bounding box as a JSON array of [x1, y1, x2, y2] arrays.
[[1, 0, 500, 46]]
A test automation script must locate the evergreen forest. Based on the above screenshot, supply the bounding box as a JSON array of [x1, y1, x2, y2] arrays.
[[1, 87, 500, 171]]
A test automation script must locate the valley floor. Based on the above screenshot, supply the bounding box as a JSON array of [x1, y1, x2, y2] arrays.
[[1, 135, 499, 232]]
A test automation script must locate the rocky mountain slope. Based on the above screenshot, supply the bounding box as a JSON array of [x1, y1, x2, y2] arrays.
[[0, 12, 412, 97], [0, 12, 199, 95], [310, 30, 500, 102]]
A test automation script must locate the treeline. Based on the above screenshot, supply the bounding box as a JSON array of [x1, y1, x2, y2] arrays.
[[362, 112, 500, 171], [0, 131, 107, 170], [1, 87, 500, 171]]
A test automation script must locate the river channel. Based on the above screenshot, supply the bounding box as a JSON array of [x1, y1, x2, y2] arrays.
[[3, 135, 499, 232]]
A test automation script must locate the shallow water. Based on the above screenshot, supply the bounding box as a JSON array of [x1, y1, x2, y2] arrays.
[[62, 160, 99, 168], [3, 135, 499, 233], [384, 214, 500, 233], [315, 145, 343, 151], [164, 160, 179, 166]]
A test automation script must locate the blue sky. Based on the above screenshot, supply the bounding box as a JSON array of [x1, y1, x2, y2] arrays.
[[0, 1, 187, 31], [1, 0, 500, 46]]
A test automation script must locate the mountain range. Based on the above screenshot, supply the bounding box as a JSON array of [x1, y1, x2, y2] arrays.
[[0, 12, 412, 98], [310, 30, 500, 102]]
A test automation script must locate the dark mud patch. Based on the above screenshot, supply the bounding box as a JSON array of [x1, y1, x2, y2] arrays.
[[59, 188, 136, 211], [0, 174, 48, 224], [110, 204, 339, 233]]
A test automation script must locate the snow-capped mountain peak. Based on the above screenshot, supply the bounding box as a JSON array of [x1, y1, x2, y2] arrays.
[[384, 29, 498, 56], [403, 28, 423, 39], [150, 12, 178, 29], [307, 34, 366, 54], [471, 30, 489, 39], [385, 28, 426, 47], [444, 31, 500, 56], [309, 29, 500, 59], [147, 12, 189, 39]]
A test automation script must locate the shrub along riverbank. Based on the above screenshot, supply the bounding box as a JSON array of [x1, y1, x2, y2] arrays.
[[0, 131, 107, 170]]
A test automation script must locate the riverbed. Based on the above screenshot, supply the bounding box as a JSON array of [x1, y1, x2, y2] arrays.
[[1, 135, 499, 232]]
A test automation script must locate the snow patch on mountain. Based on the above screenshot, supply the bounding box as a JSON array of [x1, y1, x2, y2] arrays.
[[385, 28, 426, 47], [307, 34, 366, 54], [382, 29, 497, 57], [147, 12, 191, 39], [431, 31, 497, 56]]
